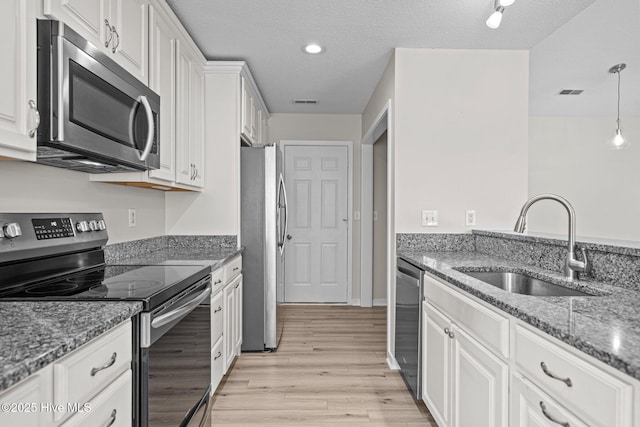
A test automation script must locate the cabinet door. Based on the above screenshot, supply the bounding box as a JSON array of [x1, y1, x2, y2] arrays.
[[233, 276, 243, 353], [148, 5, 176, 182], [250, 96, 258, 142], [109, 0, 148, 84], [423, 302, 451, 427], [451, 325, 508, 427], [0, 365, 53, 427], [240, 77, 252, 142], [223, 282, 235, 371], [44, 0, 106, 49], [0, 0, 37, 161], [175, 40, 192, 185], [189, 61, 205, 187], [511, 374, 588, 427]]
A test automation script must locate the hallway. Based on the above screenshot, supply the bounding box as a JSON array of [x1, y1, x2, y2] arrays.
[[211, 305, 435, 425]]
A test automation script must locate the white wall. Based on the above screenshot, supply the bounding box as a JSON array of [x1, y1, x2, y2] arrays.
[[165, 72, 240, 236], [268, 113, 362, 301], [528, 116, 640, 241], [394, 48, 529, 233], [0, 162, 165, 243]]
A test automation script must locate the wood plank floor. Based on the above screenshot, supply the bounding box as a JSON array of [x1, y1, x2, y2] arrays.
[[210, 305, 436, 426]]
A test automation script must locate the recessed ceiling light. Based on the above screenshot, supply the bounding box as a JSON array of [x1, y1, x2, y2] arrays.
[[303, 44, 324, 54]]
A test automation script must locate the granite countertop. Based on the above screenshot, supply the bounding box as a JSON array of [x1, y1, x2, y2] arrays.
[[398, 250, 640, 381], [110, 247, 243, 270], [0, 301, 142, 392]]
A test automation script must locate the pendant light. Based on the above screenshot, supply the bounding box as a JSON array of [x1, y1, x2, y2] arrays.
[[486, 0, 516, 29], [608, 63, 628, 150]]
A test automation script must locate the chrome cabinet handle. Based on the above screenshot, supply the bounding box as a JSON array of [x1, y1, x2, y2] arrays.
[[214, 351, 222, 360], [233, 267, 239, 271], [28, 100, 40, 138], [448, 330, 454, 339], [104, 19, 113, 48], [103, 409, 117, 427], [286, 234, 292, 240], [91, 352, 117, 376], [540, 362, 572, 387], [111, 27, 120, 53], [235, 283, 240, 289], [214, 306, 222, 313], [214, 279, 222, 285], [539, 401, 570, 427], [443, 327, 454, 339]]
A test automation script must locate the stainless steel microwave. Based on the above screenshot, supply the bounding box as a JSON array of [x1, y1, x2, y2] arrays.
[[36, 20, 160, 173]]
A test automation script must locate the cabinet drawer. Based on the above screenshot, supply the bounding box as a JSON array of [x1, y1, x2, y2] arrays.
[[424, 273, 509, 358], [511, 373, 588, 427], [211, 337, 224, 393], [60, 369, 132, 427], [211, 267, 224, 292], [514, 324, 633, 427], [211, 290, 224, 344], [53, 322, 132, 422], [224, 256, 242, 283]]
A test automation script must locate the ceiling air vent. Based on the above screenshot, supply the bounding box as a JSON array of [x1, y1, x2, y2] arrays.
[[293, 99, 318, 104], [557, 89, 584, 95]]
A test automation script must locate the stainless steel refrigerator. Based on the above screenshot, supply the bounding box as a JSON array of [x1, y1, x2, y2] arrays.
[[241, 144, 288, 351]]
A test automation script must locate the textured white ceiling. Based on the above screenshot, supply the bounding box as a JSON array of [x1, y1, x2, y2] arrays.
[[166, 0, 601, 114]]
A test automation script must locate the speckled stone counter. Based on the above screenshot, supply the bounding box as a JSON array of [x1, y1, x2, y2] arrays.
[[104, 235, 240, 270], [398, 250, 640, 381], [0, 301, 142, 392]]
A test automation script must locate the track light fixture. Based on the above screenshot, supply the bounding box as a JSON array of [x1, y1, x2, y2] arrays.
[[486, 0, 516, 29]]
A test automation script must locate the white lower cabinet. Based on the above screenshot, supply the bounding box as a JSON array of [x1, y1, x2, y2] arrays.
[[511, 373, 588, 427], [421, 270, 638, 427], [0, 321, 132, 427], [211, 255, 243, 393], [423, 301, 508, 427]]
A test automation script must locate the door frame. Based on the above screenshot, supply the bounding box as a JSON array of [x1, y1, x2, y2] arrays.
[[361, 100, 396, 363], [280, 140, 354, 304]]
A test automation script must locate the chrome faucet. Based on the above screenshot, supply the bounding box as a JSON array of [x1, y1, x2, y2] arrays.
[[514, 194, 589, 280]]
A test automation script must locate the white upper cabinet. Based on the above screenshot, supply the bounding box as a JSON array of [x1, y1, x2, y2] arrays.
[[147, 5, 176, 182], [175, 40, 204, 188], [0, 0, 37, 161], [44, 0, 149, 84], [239, 74, 268, 146]]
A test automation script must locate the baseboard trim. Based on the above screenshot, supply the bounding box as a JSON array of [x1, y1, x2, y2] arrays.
[[373, 298, 387, 306], [351, 298, 361, 306], [387, 351, 400, 370]]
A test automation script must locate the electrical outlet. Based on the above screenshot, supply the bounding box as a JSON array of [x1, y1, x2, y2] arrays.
[[422, 210, 438, 226], [465, 210, 476, 227], [128, 209, 136, 227]]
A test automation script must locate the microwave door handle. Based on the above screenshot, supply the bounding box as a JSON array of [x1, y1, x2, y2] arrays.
[[137, 95, 154, 161]]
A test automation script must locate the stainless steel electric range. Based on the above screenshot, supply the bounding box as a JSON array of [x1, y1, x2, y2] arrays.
[[0, 213, 212, 427]]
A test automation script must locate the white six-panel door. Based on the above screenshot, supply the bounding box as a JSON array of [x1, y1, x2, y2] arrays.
[[284, 145, 349, 303]]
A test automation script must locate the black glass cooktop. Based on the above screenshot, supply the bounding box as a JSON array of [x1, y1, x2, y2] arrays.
[[0, 264, 210, 310]]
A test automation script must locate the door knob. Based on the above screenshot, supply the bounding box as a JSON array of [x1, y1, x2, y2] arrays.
[[286, 234, 292, 240]]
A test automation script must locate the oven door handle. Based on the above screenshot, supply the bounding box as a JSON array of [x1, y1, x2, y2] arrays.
[[151, 285, 211, 329], [137, 95, 154, 162]]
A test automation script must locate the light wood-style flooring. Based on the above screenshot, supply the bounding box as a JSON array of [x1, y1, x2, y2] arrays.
[[210, 305, 436, 426]]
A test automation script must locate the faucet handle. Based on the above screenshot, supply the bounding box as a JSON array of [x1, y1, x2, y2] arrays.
[[569, 247, 590, 274]]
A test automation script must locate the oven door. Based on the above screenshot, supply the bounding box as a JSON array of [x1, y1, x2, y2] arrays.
[[40, 21, 160, 171], [140, 277, 212, 427]]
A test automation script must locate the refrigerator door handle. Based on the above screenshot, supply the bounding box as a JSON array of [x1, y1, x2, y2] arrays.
[[281, 173, 289, 254]]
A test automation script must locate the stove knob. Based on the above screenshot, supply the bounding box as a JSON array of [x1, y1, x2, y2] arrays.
[[4, 223, 22, 239], [97, 220, 106, 231], [88, 220, 98, 231], [76, 221, 89, 233]]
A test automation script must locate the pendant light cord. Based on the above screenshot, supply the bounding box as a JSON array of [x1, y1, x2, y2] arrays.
[[616, 69, 621, 131]]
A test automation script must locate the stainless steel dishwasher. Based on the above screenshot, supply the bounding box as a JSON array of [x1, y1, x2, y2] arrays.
[[395, 257, 424, 400]]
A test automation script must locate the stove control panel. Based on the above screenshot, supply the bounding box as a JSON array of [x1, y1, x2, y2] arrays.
[[0, 213, 108, 263], [32, 218, 75, 240]]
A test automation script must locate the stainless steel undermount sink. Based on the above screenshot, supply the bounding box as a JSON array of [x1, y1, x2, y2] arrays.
[[460, 270, 594, 297]]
